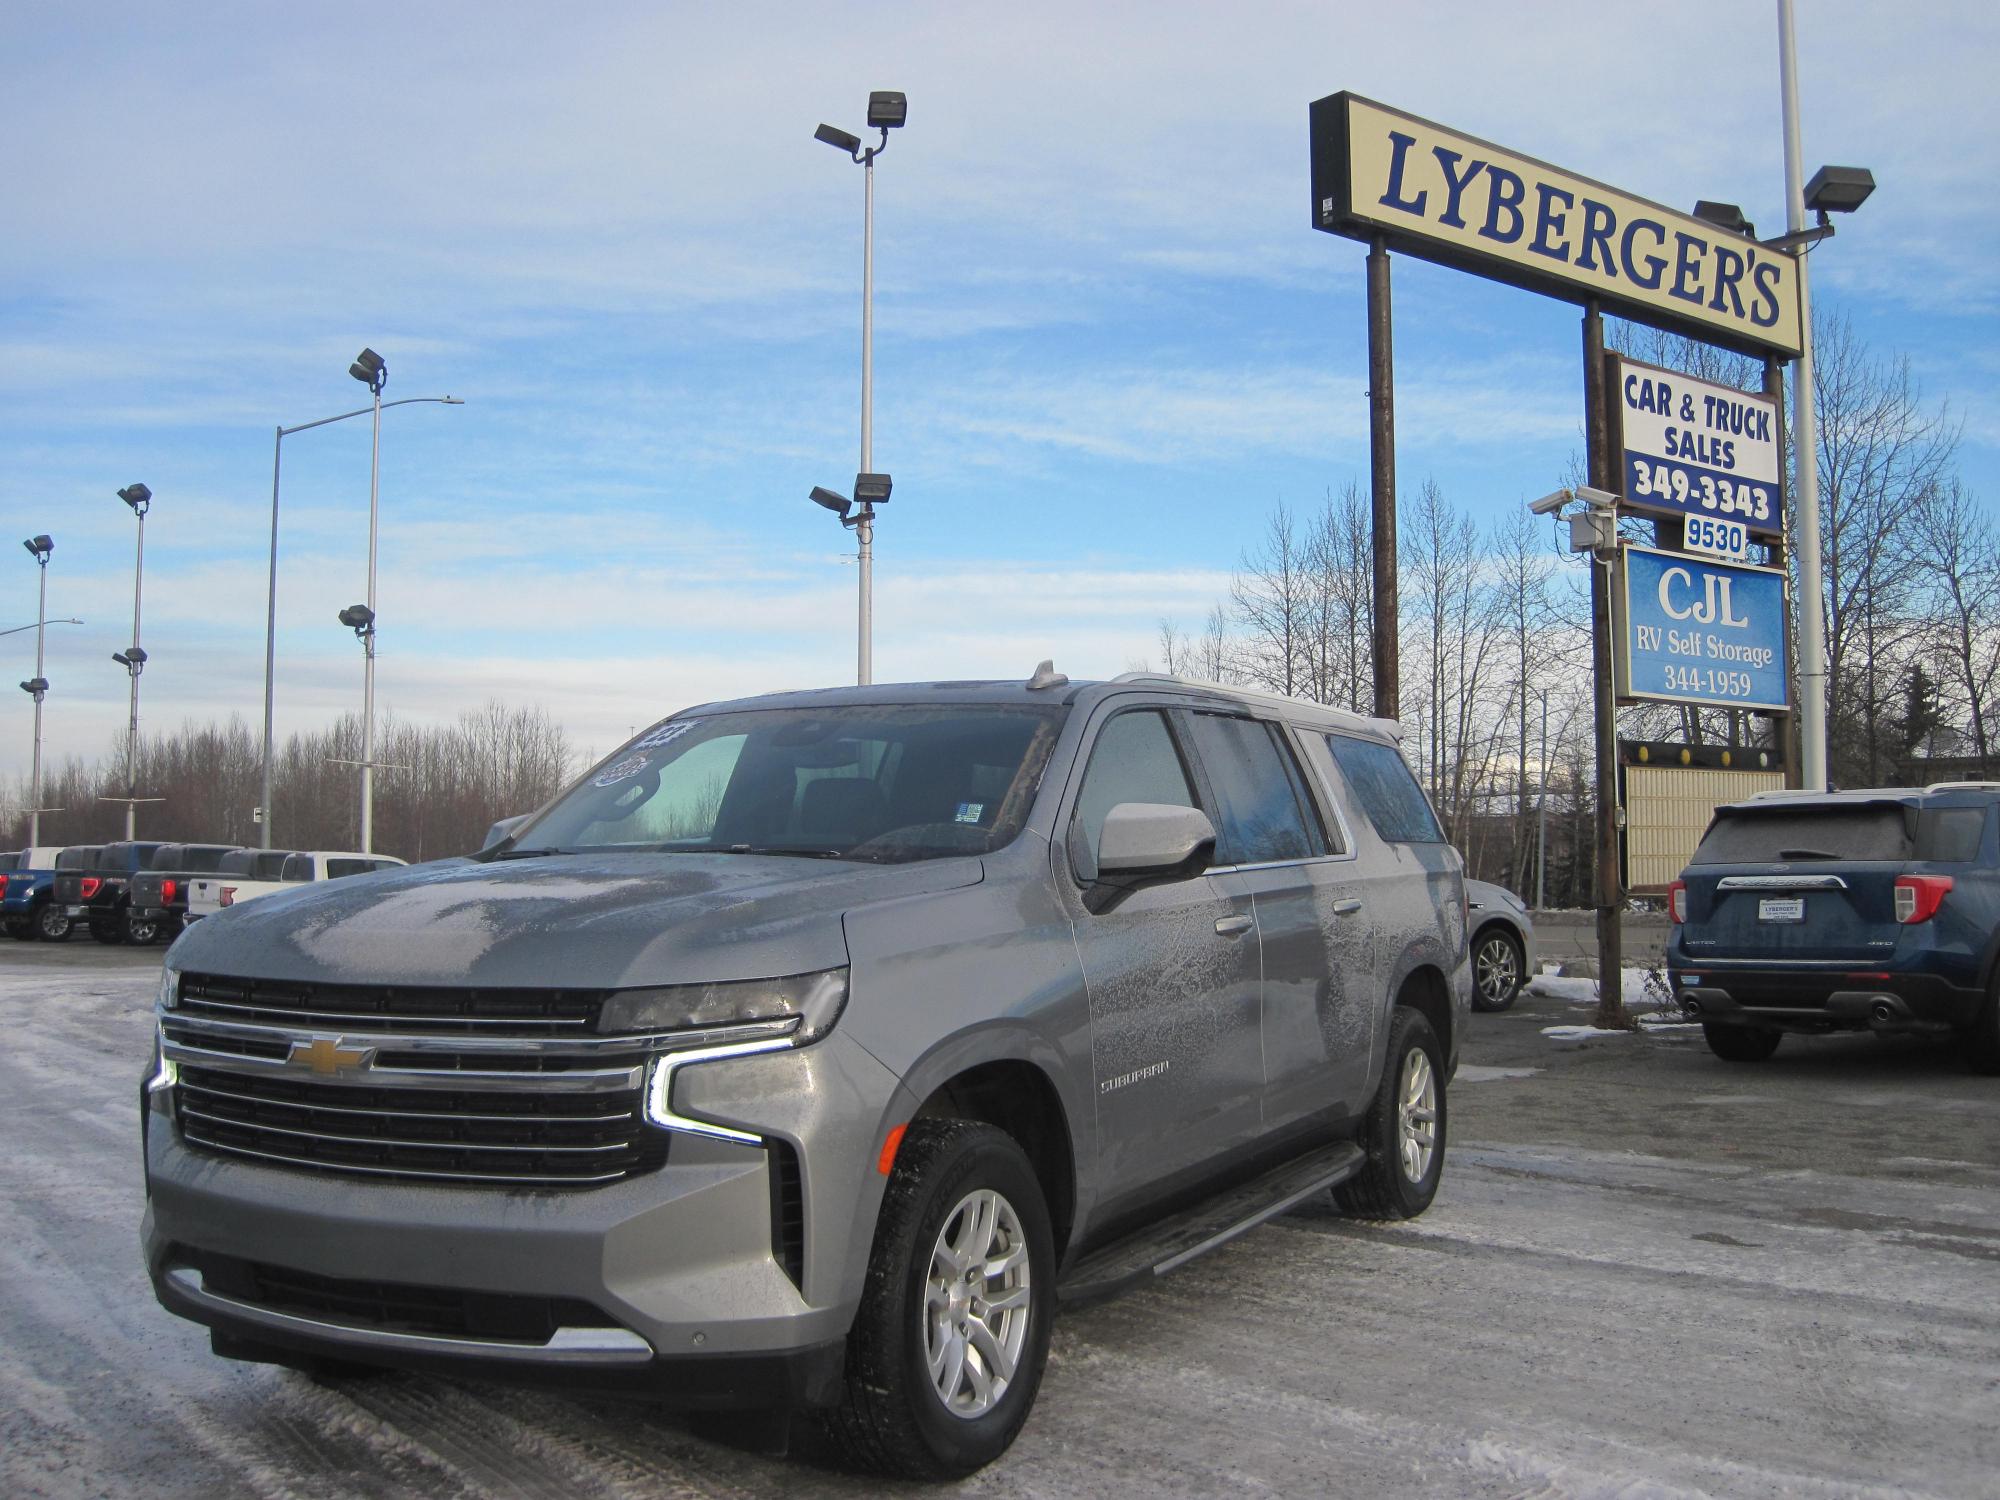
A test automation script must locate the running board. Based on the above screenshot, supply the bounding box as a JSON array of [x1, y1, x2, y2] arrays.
[[1057, 1140, 1365, 1304]]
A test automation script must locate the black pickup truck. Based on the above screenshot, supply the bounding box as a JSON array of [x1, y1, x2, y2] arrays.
[[52, 841, 166, 945], [127, 844, 239, 945]]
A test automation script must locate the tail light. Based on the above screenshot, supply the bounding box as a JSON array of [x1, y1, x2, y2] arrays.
[[1894, 874, 1952, 924], [1667, 880, 1687, 924], [219, 886, 237, 908], [161, 879, 177, 904], [79, 877, 102, 900], [0, 875, 8, 900]]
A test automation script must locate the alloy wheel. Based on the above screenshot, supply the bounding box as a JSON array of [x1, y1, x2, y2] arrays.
[[1398, 1047, 1438, 1184], [923, 1187, 1032, 1420]]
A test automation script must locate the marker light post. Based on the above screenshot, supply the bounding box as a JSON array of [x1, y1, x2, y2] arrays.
[[814, 90, 905, 685], [19, 535, 55, 846], [260, 379, 461, 848], [350, 348, 387, 854], [114, 485, 152, 839]]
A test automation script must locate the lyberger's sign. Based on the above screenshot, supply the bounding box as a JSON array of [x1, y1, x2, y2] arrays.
[[1310, 94, 1803, 358]]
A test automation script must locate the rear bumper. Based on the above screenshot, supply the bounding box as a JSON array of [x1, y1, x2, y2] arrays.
[[1669, 966, 1982, 1034]]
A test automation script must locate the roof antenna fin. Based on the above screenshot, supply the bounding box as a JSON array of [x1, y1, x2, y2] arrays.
[[1026, 659, 1068, 691]]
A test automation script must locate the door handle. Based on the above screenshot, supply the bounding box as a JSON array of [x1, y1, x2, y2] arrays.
[[1214, 915, 1254, 936], [1331, 899, 1363, 916]]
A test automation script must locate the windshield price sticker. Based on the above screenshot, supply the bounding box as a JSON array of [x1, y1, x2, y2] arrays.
[[1614, 356, 1782, 538], [1682, 514, 1753, 562], [1617, 546, 1790, 713]]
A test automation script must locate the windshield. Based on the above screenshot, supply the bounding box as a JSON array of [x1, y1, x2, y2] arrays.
[[511, 704, 1067, 863], [1692, 805, 1913, 864]]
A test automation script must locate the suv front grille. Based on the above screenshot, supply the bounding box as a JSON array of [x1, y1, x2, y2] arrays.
[[173, 1064, 666, 1186], [162, 977, 680, 1189]]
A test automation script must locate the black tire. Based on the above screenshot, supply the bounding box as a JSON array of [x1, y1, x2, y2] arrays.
[[1703, 1023, 1782, 1062], [823, 1119, 1055, 1480], [89, 918, 125, 946], [1470, 925, 1525, 1012], [127, 915, 162, 946], [1964, 976, 2000, 1076], [35, 903, 73, 942], [1336, 1006, 1447, 1220]]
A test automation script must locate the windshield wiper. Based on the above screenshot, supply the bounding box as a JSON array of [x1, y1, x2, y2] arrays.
[[1777, 847, 1842, 861], [723, 844, 856, 860], [491, 847, 574, 860]]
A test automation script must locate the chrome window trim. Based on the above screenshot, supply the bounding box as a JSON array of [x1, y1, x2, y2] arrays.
[[1714, 874, 1852, 890]]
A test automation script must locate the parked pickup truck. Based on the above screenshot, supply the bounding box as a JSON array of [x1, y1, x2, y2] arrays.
[[128, 844, 243, 945], [1, 846, 70, 941], [186, 849, 406, 921], [54, 842, 166, 945]]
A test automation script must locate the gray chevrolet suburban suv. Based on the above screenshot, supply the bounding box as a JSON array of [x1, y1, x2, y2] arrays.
[[143, 671, 1469, 1477]]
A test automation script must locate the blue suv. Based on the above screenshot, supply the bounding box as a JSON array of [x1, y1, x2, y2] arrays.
[[1666, 784, 2000, 1072]]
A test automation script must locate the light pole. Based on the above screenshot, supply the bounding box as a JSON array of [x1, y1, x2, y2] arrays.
[[19, 536, 54, 846], [1777, 0, 1875, 789], [347, 347, 388, 854], [815, 90, 905, 684], [114, 485, 152, 839], [260, 385, 461, 847]]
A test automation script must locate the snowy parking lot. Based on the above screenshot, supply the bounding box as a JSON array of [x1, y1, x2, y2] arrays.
[[5, 942, 1997, 1499]]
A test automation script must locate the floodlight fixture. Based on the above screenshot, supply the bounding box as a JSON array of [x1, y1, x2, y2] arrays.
[[349, 347, 387, 393], [24, 535, 53, 560], [867, 91, 907, 130], [1692, 200, 1755, 239], [810, 485, 853, 518], [338, 603, 376, 634], [815, 122, 863, 156], [117, 483, 152, 513], [112, 648, 149, 671], [20, 678, 48, 696], [1804, 165, 1875, 215], [852, 471, 892, 507]]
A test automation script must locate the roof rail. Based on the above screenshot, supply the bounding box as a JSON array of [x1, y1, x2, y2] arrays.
[[1108, 672, 1401, 737], [1924, 781, 2000, 793]]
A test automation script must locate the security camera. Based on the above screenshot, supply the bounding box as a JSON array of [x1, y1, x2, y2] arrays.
[[1529, 489, 1571, 516]]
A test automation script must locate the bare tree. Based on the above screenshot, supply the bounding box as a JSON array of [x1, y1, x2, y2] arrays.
[[1232, 505, 1309, 696], [1911, 478, 2000, 772]]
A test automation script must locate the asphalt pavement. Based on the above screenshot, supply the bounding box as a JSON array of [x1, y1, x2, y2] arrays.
[[2, 939, 1995, 1498]]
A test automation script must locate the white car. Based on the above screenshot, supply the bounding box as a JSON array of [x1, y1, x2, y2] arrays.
[[185, 849, 406, 921]]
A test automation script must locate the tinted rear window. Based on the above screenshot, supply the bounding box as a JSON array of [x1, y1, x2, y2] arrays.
[[57, 848, 100, 870], [1692, 806, 1912, 864], [181, 846, 235, 874], [1188, 713, 1327, 864], [0, 851, 19, 872], [1917, 807, 1987, 863], [1326, 735, 1443, 843]]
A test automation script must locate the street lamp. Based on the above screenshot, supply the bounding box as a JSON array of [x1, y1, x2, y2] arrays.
[[115, 484, 152, 838], [19, 535, 55, 846], [814, 90, 905, 685], [259, 383, 461, 849], [1779, 0, 1876, 790]]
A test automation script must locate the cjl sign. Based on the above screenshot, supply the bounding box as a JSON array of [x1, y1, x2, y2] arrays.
[[1613, 355, 1782, 539], [1617, 547, 1790, 713]]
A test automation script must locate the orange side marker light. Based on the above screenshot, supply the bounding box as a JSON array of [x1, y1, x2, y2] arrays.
[[877, 1122, 909, 1176]]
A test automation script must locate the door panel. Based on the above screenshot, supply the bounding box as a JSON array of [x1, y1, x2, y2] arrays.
[[1251, 862, 1373, 1128], [1077, 869, 1263, 1196]]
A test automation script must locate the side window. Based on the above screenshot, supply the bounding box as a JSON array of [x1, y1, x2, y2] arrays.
[[1187, 714, 1327, 865], [279, 854, 314, 882], [1917, 806, 1986, 863], [1326, 734, 1443, 843], [326, 859, 372, 879], [1072, 709, 1198, 860]]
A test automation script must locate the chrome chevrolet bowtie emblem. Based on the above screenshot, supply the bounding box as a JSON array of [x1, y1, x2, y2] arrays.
[[288, 1037, 373, 1077]]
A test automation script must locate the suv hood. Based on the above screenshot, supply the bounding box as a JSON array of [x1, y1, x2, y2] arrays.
[[167, 851, 984, 989]]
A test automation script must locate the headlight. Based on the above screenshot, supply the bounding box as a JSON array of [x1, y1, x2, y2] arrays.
[[157, 965, 179, 1011], [599, 968, 848, 1042]]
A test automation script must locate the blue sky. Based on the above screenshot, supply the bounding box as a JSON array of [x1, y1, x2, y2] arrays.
[[5, 1, 1997, 775]]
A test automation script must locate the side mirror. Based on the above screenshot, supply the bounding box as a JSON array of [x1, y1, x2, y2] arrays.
[[482, 813, 529, 851], [1096, 802, 1217, 876]]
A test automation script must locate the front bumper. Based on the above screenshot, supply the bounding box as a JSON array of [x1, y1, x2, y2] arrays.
[[142, 1028, 902, 1405], [1668, 965, 1982, 1035]]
